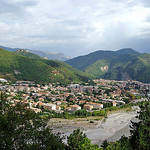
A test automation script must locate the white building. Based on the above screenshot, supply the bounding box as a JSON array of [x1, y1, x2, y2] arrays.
[[0, 78, 8, 82], [43, 103, 56, 111], [70, 105, 81, 112]]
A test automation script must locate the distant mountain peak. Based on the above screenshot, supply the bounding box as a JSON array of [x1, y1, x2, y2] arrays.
[[0, 45, 70, 61], [116, 48, 140, 54]]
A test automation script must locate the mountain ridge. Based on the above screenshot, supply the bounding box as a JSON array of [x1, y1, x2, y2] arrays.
[[65, 48, 150, 83], [0, 45, 70, 61], [13, 49, 42, 59], [0, 48, 92, 84], [65, 48, 140, 70]]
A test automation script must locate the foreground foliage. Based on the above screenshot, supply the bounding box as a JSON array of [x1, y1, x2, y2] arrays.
[[130, 101, 150, 150], [67, 129, 100, 150], [0, 92, 149, 150], [0, 92, 65, 150]]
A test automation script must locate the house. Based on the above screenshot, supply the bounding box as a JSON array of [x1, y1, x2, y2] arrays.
[[30, 107, 42, 113], [65, 107, 71, 111], [83, 104, 93, 111], [86, 102, 103, 110], [112, 101, 117, 107], [109, 92, 120, 98], [37, 101, 44, 107], [43, 103, 56, 111], [56, 105, 61, 111], [79, 100, 86, 104], [70, 105, 81, 112], [0, 78, 8, 82], [38, 98, 44, 101], [14, 99, 21, 104], [55, 101, 61, 105], [32, 102, 38, 107]]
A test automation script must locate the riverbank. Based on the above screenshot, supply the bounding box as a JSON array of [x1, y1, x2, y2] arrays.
[[50, 107, 138, 145], [85, 111, 137, 146]]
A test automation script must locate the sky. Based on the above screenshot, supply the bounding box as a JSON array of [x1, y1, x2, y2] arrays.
[[0, 0, 150, 57]]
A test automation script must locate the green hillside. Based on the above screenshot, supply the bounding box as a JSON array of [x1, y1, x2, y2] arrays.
[[65, 48, 139, 71], [0, 48, 92, 83], [103, 54, 150, 83], [13, 49, 42, 59], [66, 48, 150, 83], [85, 59, 109, 77]]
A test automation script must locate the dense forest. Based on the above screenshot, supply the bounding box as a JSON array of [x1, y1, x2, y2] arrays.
[[66, 48, 150, 83]]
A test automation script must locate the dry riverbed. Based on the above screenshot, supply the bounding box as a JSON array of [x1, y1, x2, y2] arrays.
[[49, 116, 104, 134], [49, 106, 139, 146]]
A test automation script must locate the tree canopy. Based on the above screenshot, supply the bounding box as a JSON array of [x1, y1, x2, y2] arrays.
[[0, 92, 65, 150], [67, 129, 100, 150]]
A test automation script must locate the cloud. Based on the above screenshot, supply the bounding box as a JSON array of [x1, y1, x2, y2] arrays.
[[0, 0, 38, 16], [0, 0, 150, 56]]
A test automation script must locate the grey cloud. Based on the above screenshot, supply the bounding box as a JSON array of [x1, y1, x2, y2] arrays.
[[122, 38, 150, 53], [145, 15, 150, 22], [0, 0, 150, 57], [140, 0, 150, 7], [0, 0, 38, 15]]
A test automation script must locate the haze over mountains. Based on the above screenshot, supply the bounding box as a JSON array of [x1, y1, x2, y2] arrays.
[[0, 45, 70, 61]]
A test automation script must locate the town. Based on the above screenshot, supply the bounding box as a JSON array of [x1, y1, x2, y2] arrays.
[[0, 78, 149, 116]]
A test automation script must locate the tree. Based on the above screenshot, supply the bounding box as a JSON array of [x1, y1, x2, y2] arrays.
[[101, 140, 109, 149], [130, 101, 150, 150], [101, 136, 131, 150], [0, 92, 65, 150], [101, 101, 150, 150], [67, 129, 100, 150]]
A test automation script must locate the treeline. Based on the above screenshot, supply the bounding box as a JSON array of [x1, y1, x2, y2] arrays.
[[105, 102, 141, 112], [39, 109, 107, 119]]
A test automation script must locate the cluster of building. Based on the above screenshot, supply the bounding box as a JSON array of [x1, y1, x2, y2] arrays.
[[0, 78, 149, 114]]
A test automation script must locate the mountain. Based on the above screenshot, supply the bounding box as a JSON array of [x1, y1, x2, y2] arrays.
[[103, 54, 150, 83], [0, 48, 92, 84], [0, 45, 70, 61], [13, 49, 42, 59], [29, 50, 71, 61], [115, 48, 139, 55], [65, 48, 150, 83], [0, 45, 19, 52], [65, 48, 140, 71]]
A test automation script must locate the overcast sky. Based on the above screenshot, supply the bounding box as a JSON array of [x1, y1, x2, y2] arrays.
[[0, 0, 150, 56]]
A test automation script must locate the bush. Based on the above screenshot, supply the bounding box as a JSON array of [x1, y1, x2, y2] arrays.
[[90, 121, 94, 123]]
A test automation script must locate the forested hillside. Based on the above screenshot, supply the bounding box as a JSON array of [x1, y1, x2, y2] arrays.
[[0, 48, 92, 83], [66, 48, 150, 83]]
